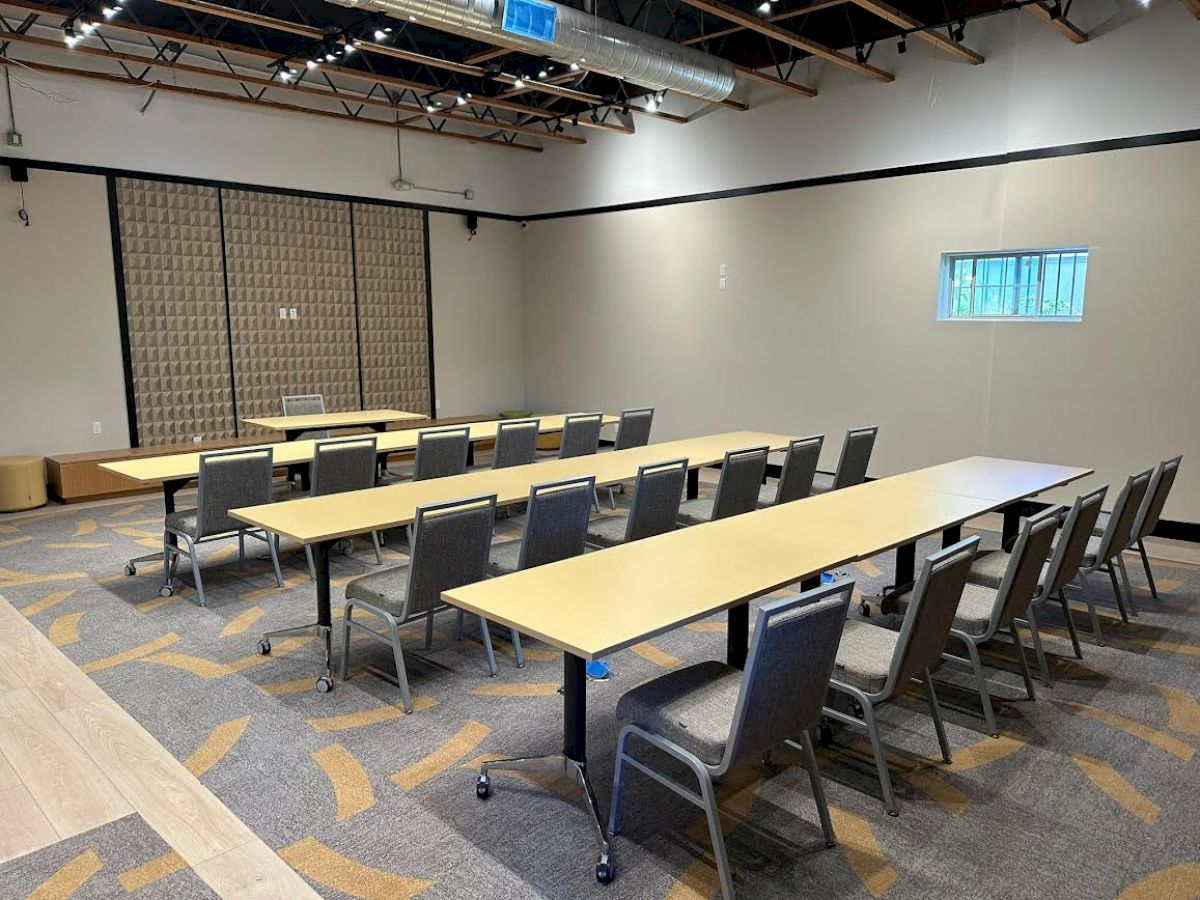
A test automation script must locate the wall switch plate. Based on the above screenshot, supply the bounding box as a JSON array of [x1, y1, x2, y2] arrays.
[[719, 263, 727, 277], [435, 399, 442, 411], [289, 308, 297, 320], [278, 308, 288, 320], [719, 277, 727, 290], [91, 421, 102, 434]]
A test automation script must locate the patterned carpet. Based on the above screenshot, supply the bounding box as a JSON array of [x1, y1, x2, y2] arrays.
[[1, 473, 1199, 899]]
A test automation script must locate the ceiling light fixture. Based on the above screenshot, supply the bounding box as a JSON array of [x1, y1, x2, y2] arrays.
[[952, 18, 966, 40], [757, 1, 770, 11], [645, 95, 658, 112], [374, 28, 387, 39], [102, 5, 119, 18], [569, 61, 580, 71], [1047, 0, 1063, 18], [513, 75, 525, 88], [897, 35, 907, 53]]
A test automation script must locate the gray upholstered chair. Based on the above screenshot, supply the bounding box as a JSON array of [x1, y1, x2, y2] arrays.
[[1093, 455, 1182, 600], [587, 458, 688, 549], [893, 509, 1060, 735], [605, 407, 655, 508], [301, 438, 383, 580], [609, 583, 852, 900], [280, 393, 329, 440], [758, 434, 824, 507], [491, 418, 541, 470], [162, 447, 284, 607], [557, 412, 605, 460], [810, 426, 878, 495], [677, 446, 768, 526], [824, 536, 978, 816], [1078, 468, 1153, 624], [341, 494, 498, 713], [414, 425, 472, 481], [488, 476, 596, 666]]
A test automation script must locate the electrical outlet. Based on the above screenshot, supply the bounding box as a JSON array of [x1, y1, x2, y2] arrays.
[[279, 308, 288, 320], [193, 435, 203, 444], [91, 421, 102, 434], [289, 308, 297, 320], [5, 131, 22, 147], [435, 399, 442, 411]]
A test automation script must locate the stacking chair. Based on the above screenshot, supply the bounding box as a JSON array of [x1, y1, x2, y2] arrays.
[[280, 393, 328, 439], [1079, 468, 1153, 623], [810, 426, 878, 495], [605, 407, 655, 508], [162, 447, 284, 607], [677, 446, 768, 526], [490, 418, 541, 469], [758, 434, 823, 507], [587, 459, 688, 548], [414, 426, 472, 480], [341, 495, 498, 713], [1094, 455, 1182, 599], [825, 536, 979, 816], [301, 438, 383, 580], [487, 476, 596, 666], [892, 509, 1060, 735], [555, 412, 605, 510], [609, 583, 852, 900]]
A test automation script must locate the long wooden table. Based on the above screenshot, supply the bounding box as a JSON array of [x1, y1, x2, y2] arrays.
[[242, 408, 425, 440]]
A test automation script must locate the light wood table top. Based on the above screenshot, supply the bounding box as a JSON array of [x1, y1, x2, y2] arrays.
[[230, 431, 796, 545], [885, 456, 1093, 505], [241, 408, 425, 432], [100, 414, 620, 487]]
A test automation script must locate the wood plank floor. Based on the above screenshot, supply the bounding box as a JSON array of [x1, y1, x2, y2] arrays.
[[0, 591, 320, 899]]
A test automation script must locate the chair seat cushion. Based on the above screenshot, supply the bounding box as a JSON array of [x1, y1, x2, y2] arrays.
[[894, 581, 999, 636], [757, 483, 778, 507], [1092, 510, 1111, 536], [615, 661, 741, 766], [833, 619, 899, 695], [487, 541, 523, 577], [164, 509, 200, 539], [809, 473, 835, 495], [586, 515, 630, 547], [967, 550, 1049, 593], [345, 566, 411, 615], [1082, 534, 1103, 567], [676, 498, 715, 527]]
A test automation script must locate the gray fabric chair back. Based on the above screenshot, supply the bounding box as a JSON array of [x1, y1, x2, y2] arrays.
[[310, 437, 378, 497], [195, 447, 275, 537], [517, 477, 596, 570], [1045, 486, 1107, 596], [888, 536, 980, 695], [720, 583, 852, 774], [832, 426, 878, 490], [403, 494, 497, 619], [558, 412, 604, 460], [1096, 468, 1153, 563], [281, 393, 328, 439], [775, 434, 824, 504], [613, 408, 654, 451], [993, 507, 1062, 628], [414, 426, 471, 481], [492, 419, 540, 469], [712, 446, 769, 521], [1136, 455, 1182, 539], [625, 458, 688, 542]]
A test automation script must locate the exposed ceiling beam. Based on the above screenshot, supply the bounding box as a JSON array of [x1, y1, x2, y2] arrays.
[[681, 0, 848, 46], [1024, 2, 1087, 42], [850, 0, 984, 63], [464, 46, 510, 64], [1182, 0, 1199, 17], [736, 64, 817, 97], [680, 0, 894, 81]]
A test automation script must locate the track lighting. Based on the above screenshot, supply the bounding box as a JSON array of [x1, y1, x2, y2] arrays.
[[952, 18, 966, 41], [63, 23, 80, 47], [306, 58, 319, 69], [757, 1, 770, 11], [81, 20, 98, 33], [571, 114, 579, 126], [513, 75, 525, 88], [538, 65, 549, 78], [456, 91, 470, 106], [1047, 0, 1062, 18], [854, 44, 866, 63], [426, 104, 437, 112], [344, 42, 357, 53], [102, 5, 119, 18], [569, 61, 580, 71], [897, 35, 906, 53], [374, 28, 387, 39], [645, 95, 658, 112]]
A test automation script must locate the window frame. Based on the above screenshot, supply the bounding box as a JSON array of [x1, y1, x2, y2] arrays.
[[936, 247, 1089, 323]]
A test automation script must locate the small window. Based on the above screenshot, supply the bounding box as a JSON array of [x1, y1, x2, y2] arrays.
[[937, 248, 1088, 321]]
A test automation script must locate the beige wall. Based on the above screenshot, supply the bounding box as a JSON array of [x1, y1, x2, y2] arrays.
[[522, 141, 1200, 522]]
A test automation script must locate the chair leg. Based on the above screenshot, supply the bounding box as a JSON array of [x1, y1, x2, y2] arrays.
[[1056, 592, 1083, 659], [958, 636, 997, 737], [1085, 598, 1105, 646], [237, 532, 245, 569], [1136, 539, 1158, 598], [425, 612, 435, 649], [340, 603, 354, 680], [456, 610, 465, 641], [1022, 607, 1052, 686], [798, 730, 837, 847], [478, 616, 498, 677], [923, 668, 953, 764], [607, 487, 616, 510], [266, 531, 283, 587], [510, 629, 525, 668], [1106, 565, 1130, 623], [1009, 624, 1036, 701], [608, 726, 632, 836], [385, 616, 414, 714], [181, 535, 205, 608], [698, 770, 736, 900], [305, 545, 316, 582], [1116, 554, 1138, 616], [371, 531, 383, 565], [162, 534, 173, 592], [860, 697, 898, 816], [592, 489, 601, 515]]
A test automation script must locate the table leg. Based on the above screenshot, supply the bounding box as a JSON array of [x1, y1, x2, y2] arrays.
[[800, 576, 821, 591], [687, 468, 700, 501], [727, 604, 749, 670], [258, 538, 334, 693], [942, 524, 963, 548], [285, 428, 303, 442], [126, 479, 187, 578], [466, 442, 475, 467], [894, 542, 916, 589], [1001, 505, 1022, 550]]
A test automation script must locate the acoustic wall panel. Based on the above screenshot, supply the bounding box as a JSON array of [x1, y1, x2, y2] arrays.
[[115, 179, 236, 446], [222, 191, 360, 435], [352, 204, 432, 415]]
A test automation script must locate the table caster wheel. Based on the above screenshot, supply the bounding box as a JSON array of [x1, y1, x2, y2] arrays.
[[595, 859, 614, 884], [860, 601, 871, 618], [475, 776, 490, 800], [124, 563, 137, 577], [257, 639, 271, 656], [818, 722, 834, 747], [159, 586, 174, 597], [315, 676, 333, 693]]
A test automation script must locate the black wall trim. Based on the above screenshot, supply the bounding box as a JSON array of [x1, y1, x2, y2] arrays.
[[105, 176, 140, 449], [215, 187, 239, 438], [1152, 519, 1200, 544], [348, 203, 366, 411], [422, 210, 437, 421]]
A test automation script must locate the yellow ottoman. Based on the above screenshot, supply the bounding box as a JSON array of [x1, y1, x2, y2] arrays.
[[0, 456, 47, 512]]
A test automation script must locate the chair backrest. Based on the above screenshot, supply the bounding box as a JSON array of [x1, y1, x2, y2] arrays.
[[414, 426, 471, 481], [774, 434, 824, 505], [403, 494, 497, 618], [992, 507, 1062, 628], [281, 393, 328, 439], [195, 447, 275, 537], [719, 583, 852, 775], [1095, 468, 1153, 563], [885, 536, 980, 696], [492, 418, 540, 470], [1045, 485, 1108, 596], [624, 458, 688, 542], [1136, 455, 1182, 539], [310, 437, 378, 497], [558, 412, 604, 460], [712, 446, 769, 521], [517, 477, 596, 570], [613, 408, 654, 452], [832, 426, 878, 490]]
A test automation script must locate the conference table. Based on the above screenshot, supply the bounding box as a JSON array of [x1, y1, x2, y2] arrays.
[[242, 408, 425, 441], [439, 455, 1091, 881]]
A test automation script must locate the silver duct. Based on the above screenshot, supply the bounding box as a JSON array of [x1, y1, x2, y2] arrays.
[[325, 0, 736, 102]]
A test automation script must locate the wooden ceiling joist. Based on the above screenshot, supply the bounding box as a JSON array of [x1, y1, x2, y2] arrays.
[[681, 0, 894, 82], [1023, 2, 1087, 42], [736, 65, 817, 97], [1185, 0, 1200, 19], [464, 46, 511, 64], [850, 0, 984, 63], [681, 0, 848, 46]]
